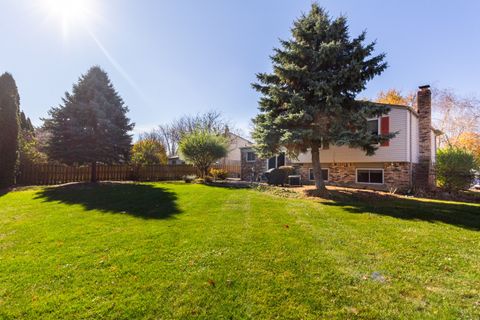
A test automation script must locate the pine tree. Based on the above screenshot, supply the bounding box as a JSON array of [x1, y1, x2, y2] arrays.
[[43, 66, 134, 181], [0, 73, 20, 188], [252, 4, 395, 190]]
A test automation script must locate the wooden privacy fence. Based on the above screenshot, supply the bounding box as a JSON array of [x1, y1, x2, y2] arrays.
[[17, 163, 241, 186]]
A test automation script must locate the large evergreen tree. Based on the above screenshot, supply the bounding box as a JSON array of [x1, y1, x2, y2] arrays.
[[0, 73, 20, 188], [43, 66, 134, 181], [252, 4, 395, 190]]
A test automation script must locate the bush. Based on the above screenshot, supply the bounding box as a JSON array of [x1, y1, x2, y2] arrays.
[[210, 168, 228, 180], [178, 130, 228, 177], [265, 166, 295, 186], [436, 147, 477, 192], [183, 175, 197, 183], [131, 139, 167, 165], [193, 176, 213, 184]]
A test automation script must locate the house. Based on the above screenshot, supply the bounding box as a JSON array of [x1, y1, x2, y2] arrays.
[[240, 85, 441, 192], [167, 156, 185, 165], [219, 132, 253, 165]]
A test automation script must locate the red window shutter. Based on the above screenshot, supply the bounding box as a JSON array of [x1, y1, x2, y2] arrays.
[[380, 117, 390, 147]]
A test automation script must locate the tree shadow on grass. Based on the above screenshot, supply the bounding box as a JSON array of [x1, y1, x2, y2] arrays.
[[0, 189, 8, 198], [307, 189, 480, 231], [35, 182, 181, 220]]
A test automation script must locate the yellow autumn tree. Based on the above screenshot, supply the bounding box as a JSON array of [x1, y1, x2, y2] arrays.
[[131, 139, 168, 165], [453, 132, 480, 163], [376, 89, 415, 106]]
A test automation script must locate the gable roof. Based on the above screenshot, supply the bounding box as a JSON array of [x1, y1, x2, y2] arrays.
[[369, 101, 419, 117]]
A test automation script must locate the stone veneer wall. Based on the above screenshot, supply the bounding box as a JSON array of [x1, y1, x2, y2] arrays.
[[241, 147, 415, 192], [240, 148, 294, 182], [240, 148, 267, 182], [296, 162, 413, 192]]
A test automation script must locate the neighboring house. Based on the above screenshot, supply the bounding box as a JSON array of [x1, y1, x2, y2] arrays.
[[241, 85, 441, 192], [167, 156, 185, 165], [218, 132, 253, 165]]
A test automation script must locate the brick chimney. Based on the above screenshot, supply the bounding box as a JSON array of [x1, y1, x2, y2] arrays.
[[415, 85, 433, 189]]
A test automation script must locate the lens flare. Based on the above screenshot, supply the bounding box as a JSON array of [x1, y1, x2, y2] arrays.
[[42, 0, 95, 37]]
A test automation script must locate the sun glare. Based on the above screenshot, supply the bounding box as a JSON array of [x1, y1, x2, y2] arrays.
[[42, 0, 95, 37]]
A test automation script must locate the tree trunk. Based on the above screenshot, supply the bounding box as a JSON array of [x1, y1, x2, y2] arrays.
[[203, 167, 209, 178], [311, 144, 326, 191], [91, 161, 97, 183]]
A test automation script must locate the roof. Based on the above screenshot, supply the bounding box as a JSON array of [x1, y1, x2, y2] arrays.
[[371, 102, 442, 133], [228, 132, 253, 145], [369, 101, 419, 117]]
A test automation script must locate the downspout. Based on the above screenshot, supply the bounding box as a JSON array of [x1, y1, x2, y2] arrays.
[[409, 111, 413, 189]]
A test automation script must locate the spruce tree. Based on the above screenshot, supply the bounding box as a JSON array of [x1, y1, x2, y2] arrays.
[[43, 66, 134, 181], [252, 4, 395, 190], [0, 73, 20, 188]]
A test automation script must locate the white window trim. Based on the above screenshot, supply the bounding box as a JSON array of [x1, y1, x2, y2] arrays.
[[246, 152, 256, 163], [355, 168, 384, 185], [266, 157, 277, 170], [309, 168, 329, 181]]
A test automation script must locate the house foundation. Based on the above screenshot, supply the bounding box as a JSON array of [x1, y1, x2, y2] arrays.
[[240, 146, 415, 192], [295, 162, 412, 192]]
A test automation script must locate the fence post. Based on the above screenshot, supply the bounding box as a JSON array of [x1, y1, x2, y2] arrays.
[[91, 161, 97, 182]]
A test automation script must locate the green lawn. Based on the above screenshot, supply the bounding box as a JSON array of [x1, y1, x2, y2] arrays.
[[1, 182, 479, 319]]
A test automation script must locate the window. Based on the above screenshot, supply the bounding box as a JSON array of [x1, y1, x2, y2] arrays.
[[309, 168, 329, 181], [356, 169, 384, 184], [246, 152, 256, 162], [277, 153, 285, 167], [267, 152, 285, 169], [367, 118, 379, 136]]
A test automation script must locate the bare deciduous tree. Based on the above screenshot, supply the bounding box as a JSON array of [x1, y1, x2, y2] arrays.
[[140, 110, 237, 156], [432, 88, 480, 148]]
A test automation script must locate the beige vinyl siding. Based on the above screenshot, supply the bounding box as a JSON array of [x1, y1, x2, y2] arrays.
[[293, 108, 410, 163], [222, 135, 253, 164]]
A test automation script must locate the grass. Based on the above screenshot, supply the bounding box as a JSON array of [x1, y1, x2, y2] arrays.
[[1, 182, 479, 319]]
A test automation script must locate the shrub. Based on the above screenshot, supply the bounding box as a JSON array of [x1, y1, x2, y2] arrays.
[[183, 175, 197, 183], [279, 166, 295, 175], [193, 178, 205, 184], [178, 130, 228, 177], [265, 166, 295, 186], [210, 168, 228, 180], [193, 176, 213, 184], [436, 147, 477, 192]]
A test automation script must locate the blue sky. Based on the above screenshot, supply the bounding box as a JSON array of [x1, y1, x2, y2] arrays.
[[1, 1, 479, 138]]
